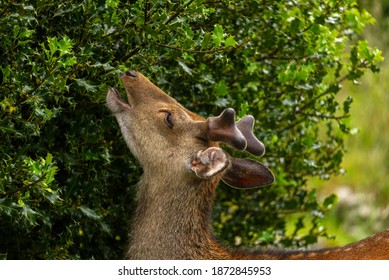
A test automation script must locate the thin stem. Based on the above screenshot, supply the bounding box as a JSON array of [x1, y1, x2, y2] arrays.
[[144, 0, 150, 25], [164, 0, 196, 25], [121, 47, 141, 62], [304, 113, 350, 120], [335, 61, 368, 84], [0, 172, 47, 197], [155, 42, 225, 54]]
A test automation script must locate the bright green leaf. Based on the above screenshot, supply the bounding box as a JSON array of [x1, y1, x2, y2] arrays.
[[225, 36, 237, 47], [212, 24, 224, 47]]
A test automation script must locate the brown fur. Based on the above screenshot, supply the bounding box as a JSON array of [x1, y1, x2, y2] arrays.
[[107, 71, 389, 260]]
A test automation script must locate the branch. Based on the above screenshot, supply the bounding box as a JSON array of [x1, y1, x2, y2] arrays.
[[101, 22, 138, 38], [304, 113, 350, 120], [144, 0, 150, 25], [0, 172, 47, 197], [335, 61, 368, 84], [155, 42, 225, 54], [281, 118, 306, 132], [280, 112, 349, 132], [121, 47, 141, 62], [165, 0, 196, 25], [259, 54, 318, 61], [76, 3, 89, 47], [27, 61, 57, 97]]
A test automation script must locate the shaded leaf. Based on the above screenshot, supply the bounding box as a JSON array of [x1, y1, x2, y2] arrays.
[[80, 206, 101, 220]]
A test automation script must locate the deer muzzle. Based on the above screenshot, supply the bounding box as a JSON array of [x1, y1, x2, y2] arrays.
[[106, 87, 131, 113], [124, 70, 138, 78]]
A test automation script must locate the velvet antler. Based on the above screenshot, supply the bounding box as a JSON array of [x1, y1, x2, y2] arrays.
[[236, 115, 265, 157], [207, 108, 247, 151], [207, 109, 266, 157]]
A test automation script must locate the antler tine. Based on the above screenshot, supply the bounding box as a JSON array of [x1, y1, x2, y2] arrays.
[[207, 108, 247, 151], [236, 115, 266, 157]]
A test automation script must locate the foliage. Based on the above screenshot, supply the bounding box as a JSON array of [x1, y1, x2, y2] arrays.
[[0, 0, 382, 259]]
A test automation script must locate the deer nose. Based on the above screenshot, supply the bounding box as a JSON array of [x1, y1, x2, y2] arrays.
[[125, 70, 138, 78]]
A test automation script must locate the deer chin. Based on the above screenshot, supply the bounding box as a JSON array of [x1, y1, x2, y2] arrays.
[[106, 87, 132, 113]]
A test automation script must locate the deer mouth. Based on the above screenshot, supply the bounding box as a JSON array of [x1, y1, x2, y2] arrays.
[[106, 87, 132, 113], [111, 87, 122, 100]]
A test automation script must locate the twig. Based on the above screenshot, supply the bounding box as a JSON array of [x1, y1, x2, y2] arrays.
[[165, 0, 196, 25], [144, 0, 150, 25], [0, 172, 47, 197], [155, 42, 225, 54], [304, 113, 350, 120], [259, 54, 318, 61], [335, 61, 368, 84], [122, 47, 141, 62]]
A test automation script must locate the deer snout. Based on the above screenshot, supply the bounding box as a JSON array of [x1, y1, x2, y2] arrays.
[[124, 70, 138, 78]]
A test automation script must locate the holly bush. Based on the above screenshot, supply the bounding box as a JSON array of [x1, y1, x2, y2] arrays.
[[0, 0, 382, 259]]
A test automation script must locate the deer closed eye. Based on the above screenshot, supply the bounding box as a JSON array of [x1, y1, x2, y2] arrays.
[[163, 111, 174, 129]]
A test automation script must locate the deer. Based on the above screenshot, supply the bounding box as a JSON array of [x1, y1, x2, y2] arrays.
[[106, 70, 389, 260]]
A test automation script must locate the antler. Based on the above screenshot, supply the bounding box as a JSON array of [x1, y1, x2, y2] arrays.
[[207, 108, 247, 151], [236, 116, 265, 157], [206, 108, 266, 157]]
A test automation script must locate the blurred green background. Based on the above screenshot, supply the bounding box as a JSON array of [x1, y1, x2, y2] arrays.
[[309, 0, 389, 246]]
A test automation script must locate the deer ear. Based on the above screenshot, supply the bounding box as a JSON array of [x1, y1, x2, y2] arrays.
[[221, 157, 275, 189], [188, 147, 229, 179]]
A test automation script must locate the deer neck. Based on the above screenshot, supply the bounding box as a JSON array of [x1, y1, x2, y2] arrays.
[[127, 173, 225, 259]]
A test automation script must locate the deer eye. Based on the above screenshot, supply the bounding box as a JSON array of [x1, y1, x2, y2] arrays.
[[164, 111, 174, 129]]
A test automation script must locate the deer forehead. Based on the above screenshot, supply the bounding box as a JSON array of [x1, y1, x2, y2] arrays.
[[120, 72, 204, 125], [130, 103, 204, 134], [122, 72, 178, 107]]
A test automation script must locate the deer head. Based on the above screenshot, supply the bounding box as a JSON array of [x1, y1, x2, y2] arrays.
[[106, 70, 274, 189]]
